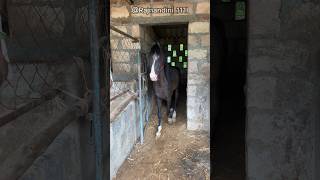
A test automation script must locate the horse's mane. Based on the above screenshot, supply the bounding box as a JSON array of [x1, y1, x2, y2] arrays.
[[150, 43, 161, 56], [150, 42, 165, 65]]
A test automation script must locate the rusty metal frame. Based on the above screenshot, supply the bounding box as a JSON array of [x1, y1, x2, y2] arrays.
[[110, 25, 139, 43]]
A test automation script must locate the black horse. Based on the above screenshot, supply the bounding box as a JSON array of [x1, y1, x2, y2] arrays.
[[148, 42, 180, 138]]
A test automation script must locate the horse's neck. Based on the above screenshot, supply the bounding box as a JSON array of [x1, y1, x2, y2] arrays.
[[157, 65, 168, 86]]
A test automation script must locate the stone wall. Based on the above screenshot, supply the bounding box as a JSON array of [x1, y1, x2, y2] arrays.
[[110, 26, 140, 77], [110, 0, 210, 132], [140, 26, 157, 54], [247, 0, 320, 179], [187, 22, 210, 131]]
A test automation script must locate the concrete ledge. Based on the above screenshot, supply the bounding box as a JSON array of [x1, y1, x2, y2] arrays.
[[110, 94, 140, 179], [110, 91, 137, 121]]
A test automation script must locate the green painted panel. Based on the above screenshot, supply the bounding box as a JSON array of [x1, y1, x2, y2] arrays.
[[167, 56, 171, 63], [235, 1, 246, 20], [173, 50, 177, 57], [183, 62, 187, 69], [180, 44, 184, 51]]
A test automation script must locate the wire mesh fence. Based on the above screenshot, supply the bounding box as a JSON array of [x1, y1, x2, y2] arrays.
[[109, 25, 153, 143], [0, 0, 90, 119], [0, 1, 110, 179], [110, 26, 140, 98]]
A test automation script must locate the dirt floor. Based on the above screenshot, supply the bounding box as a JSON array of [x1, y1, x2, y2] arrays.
[[114, 94, 210, 180]]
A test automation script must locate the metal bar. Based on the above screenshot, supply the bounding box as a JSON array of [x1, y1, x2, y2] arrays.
[[110, 25, 139, 43], [89, 0, 103, 179], [138, 51, 144, 144], [125, 0, 134, 5], [101, 0, 110, 178]]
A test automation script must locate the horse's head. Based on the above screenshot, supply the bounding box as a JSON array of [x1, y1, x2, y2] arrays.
[[149, 43, 164, 82]]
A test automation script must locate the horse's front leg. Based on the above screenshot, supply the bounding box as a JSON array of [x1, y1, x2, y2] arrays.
[[167, 97, 173, 125], [172, 89, 178, 123], [156, 97, 162, 138]]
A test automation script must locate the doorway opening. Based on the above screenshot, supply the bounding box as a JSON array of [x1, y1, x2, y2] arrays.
[[114, 23, 210, 179], [140, 23, 188, 124], [212, 0, 247, 179]]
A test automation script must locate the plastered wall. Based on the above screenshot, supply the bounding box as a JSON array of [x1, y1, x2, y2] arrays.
[[246, 1, 320, 179]]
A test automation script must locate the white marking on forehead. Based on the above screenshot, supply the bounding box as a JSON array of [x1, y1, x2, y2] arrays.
[[152, 54, 159, 61], [149, 54, 159, 81], [150, 57, 156, 75]]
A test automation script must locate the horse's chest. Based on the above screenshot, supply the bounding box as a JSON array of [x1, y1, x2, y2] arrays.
[[153, 83, 169, 99]]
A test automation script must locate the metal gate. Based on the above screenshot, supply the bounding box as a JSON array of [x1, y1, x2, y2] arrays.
[[110, 25, 152, 144], [137, 51, 152, 143], [0, 0, 108, 180]]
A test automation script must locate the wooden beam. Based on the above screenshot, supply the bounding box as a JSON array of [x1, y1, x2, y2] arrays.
[[110, 25, 139, 43]]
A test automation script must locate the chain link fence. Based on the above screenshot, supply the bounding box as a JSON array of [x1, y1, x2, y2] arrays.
[[0, 1, 111, 179], [109, 25, 154, 143], [0, 0, 90, 122], [110, 26, 140, 99]]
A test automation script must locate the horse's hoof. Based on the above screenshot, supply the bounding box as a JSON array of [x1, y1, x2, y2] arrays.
[[172, 111, 176, 119], [156, 126, 162, 138], [168, 118, 173, 124], [156, 131, 161, 138], [172, 117, 176, 123]]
